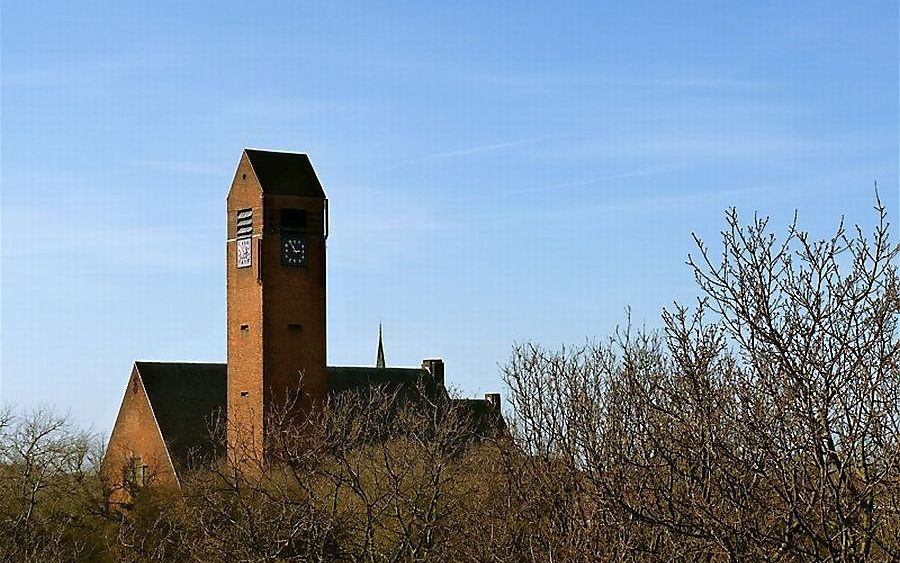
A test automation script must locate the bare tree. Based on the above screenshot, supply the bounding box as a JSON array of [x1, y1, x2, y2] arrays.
[[500, 197, 900, 561], [0, 406, 106, 562], [684, 197, 900, 560]]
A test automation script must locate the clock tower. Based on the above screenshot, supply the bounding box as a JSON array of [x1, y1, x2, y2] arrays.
[[226, 149, 328, 464]]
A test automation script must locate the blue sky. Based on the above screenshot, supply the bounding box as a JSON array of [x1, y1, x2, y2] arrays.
[[2, 1, 897, 435]]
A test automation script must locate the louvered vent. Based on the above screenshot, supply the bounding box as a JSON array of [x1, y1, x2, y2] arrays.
[[236, 209, 253, 238], [236, 209, 253, 269]]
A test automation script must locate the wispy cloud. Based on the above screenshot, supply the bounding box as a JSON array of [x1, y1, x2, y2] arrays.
[[423, 138, 538, 160], [3, 59, 145, 88], [382, 136, 553, 172], [2, 201, 218, 272], [326, 183, 441, 270], [126, 159, 225, 177], [221, 98, 357, 119], [513, 170, 663, 195], [457, 184, 775, 234], [475, 72, 772, 95]]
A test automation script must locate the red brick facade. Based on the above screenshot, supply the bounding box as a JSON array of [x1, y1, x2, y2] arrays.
[[225, 151, 328, 465], [101, 365, 179, 505]]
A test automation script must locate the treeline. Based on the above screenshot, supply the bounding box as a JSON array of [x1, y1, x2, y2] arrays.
[[1, 201, 898, 562]]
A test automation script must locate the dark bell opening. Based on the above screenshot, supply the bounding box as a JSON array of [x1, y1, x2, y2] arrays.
[[280, 208, 308, 233]]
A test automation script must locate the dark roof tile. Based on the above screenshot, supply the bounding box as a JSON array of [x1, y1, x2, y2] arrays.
[[326, 366, 427, 395], [135, 362, 227, 466], [132, 362, 503, 467]]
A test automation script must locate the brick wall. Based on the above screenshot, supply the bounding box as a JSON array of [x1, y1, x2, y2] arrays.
[[226, 152, 328, 464], [102, 365, 178, 505]]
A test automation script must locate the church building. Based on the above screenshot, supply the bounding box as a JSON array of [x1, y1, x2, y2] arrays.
[[102, 149, 500, 499]]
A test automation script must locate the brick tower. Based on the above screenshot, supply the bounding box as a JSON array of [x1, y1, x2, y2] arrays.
[[226, 149, 327, 464]]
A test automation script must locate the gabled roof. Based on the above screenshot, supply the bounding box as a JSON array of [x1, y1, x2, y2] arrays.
[[326, 366, 428, 396], [244, 149, 326, 198], [125, 361, 500, 470], [326, 367, 504, 438], [135, 362, 227, 466]]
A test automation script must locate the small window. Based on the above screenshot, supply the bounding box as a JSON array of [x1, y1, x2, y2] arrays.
[[240, 391, 249, 397], [125, 457, 146, 488], [240, 324, 249, 331]]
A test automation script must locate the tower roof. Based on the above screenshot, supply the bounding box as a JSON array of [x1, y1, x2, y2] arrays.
[[244, 148, 326, 198]]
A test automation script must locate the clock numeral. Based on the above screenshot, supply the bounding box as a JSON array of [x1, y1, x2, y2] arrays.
[[282, 236, 308, 268]]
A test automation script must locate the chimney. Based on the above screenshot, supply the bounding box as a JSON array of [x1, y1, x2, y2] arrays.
[[421, 358, 445, 387], [484, 393, 501, 410]]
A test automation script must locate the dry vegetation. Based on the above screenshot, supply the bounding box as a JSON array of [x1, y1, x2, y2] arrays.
[[1, 200, 898, 562]]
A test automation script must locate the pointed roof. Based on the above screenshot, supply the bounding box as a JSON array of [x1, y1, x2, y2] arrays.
[[376, 324, 386, 369], [244, 149, 326, 197]]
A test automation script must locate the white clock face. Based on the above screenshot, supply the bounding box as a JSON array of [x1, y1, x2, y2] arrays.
[[236, 238, 252, 268]]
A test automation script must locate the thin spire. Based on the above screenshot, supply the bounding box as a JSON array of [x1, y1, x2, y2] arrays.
[[376, 323, 386, 369]]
